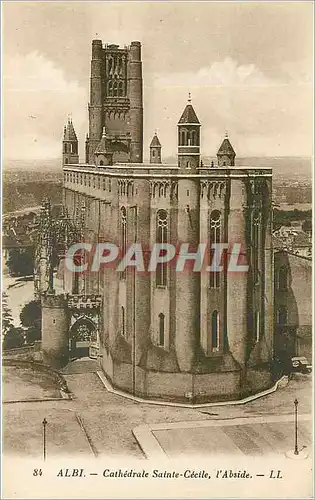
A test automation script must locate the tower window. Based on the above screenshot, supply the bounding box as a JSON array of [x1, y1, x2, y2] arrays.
[[152, 150, 155, 157], [121, 306, 126, 336], [277, 266, 288, 291], [158, 313, 165, 347], [209, 210, 221, 289], [118, 80, 124, 96], [211, 310, 220, 351], [255, 311, 260, 342], [108, 81, 113, 97], [277, 306, 287, 327], [100, 160, 104, 166], [191, 130, 197, 146], [180, 130, 187, 146], [252, 210, 261, 284], [120, 207, 127, 280], [65, 158, 68, 165], [113, 81, 118, 97], [156, 209, 168, 287]]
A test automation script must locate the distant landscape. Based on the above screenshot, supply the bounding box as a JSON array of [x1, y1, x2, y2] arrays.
[[2, 156, 312, 214]]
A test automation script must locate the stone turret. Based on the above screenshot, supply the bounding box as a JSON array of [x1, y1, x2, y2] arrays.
[[94, 127, 113, 166], [177, 94, 201, 171], [63, 118, 79, 165], [217, 133, 236, 167], [150, 132, 162, 164]]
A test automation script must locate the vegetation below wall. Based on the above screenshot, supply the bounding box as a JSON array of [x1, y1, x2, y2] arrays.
[[3, 180, 62, 213], [273, 209, 312, 231]]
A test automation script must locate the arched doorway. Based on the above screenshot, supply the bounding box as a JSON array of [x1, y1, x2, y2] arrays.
[[69, 317, 98, 360]]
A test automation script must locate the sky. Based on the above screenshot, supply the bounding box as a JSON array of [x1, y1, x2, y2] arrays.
[[2, 1, 313, 162]]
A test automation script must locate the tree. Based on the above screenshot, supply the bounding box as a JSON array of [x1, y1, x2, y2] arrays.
[[302, 218, 312, 233], [20, 299, 42, 343], [25, 326, 41, 344], [2, 292, 14, 334], [2, 292, 25, 349], [3, 328, 25, 350], [6, 247, 35, 277]]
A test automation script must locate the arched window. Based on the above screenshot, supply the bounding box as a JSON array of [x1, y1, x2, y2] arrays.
[[64, 158, 68, 165], [121, 306, 125, 336], [108, 81, 113, 97], [255, 311, 260, 342], [120, 207, 127, 280], [277, 266, 288, 291], [156, 209, 168, 287], [99, 160, 104, 166], [158, 313, 165, 346], [118, 81, 124, 96], [113, 81, 118, 97], [209, 210, 221, 289], [108, 57, 113, 75], [180, 130, 186, 146], [190, 130, 196, 146], [211, 310, 220, 350], [252, 209, 261, 284], [152, 149, 156, 157], [277, 306, 287, 327]]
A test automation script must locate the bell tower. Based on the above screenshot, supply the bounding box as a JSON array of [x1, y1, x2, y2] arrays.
[[150, 132, 162, 163], [63, 118, 79, 165], [177, 94, 201, 171], [217, 132, 236, 167]]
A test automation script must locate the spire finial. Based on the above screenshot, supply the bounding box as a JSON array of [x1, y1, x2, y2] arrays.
[[154, 128, 157, 135], [102, 126, 106, 138], [225, 130, 228, 138], [188, 92, 191, 103]]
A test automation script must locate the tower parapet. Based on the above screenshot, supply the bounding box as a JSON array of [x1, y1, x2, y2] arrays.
[[87, 39, 143, 164]]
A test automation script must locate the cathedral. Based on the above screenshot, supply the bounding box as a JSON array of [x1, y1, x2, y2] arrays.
[[40, 39, 274, 403]]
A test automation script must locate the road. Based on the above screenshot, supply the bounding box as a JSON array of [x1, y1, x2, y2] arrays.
[[3, 359, 312, 460]]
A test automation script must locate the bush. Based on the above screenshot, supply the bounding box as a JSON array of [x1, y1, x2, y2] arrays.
[[20, 300, 41, 330], [3, 327, 25, 350], [25, 326, 41, 344]]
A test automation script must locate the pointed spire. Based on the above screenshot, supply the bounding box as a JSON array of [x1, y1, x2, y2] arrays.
[[150, 132, 161, 148], [217, 135, 235, 156], [178, 98, 200, 125], [63, 117, 78, 141]]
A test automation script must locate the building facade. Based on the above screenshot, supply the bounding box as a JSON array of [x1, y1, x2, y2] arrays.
[[41, 39, 275, 403]]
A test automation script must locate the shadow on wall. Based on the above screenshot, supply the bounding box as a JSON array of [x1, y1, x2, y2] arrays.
[[274, 250, 312, 363]]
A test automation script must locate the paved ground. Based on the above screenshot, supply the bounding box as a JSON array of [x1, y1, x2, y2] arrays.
[[151, 415, 312, 458], [2, 365, 62, 402], [2, 358, 312, 460]]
